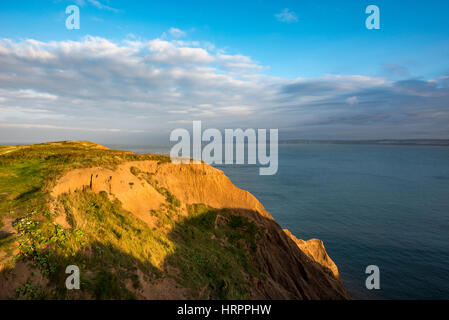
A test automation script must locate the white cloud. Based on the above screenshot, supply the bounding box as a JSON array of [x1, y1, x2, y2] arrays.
[[168, 27, 187, 38], [219, 106, 254, 115], [73, 0, 86, 7], [16, 89, 58, 100], [0, 122, 144, 133], [0, 107, 49, 113], [275, 8, 299, 23], [147, 39, 214, 64], [87, 0, 119, 13], [0, 36, 268, 135], [217, 54, 265, 73], [346, 96, 358, 105], [0, 36, 448, 141]]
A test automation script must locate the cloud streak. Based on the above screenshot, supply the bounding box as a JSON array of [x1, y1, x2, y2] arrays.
[[275, 8, 299, 23], [87, 0, 119, 13], [168, 27, 187, 38]]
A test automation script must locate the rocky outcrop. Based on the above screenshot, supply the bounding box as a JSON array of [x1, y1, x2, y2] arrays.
[[283, 230, 340, 278]]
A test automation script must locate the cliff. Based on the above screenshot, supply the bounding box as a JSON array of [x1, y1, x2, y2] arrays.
[[0, 141, 350, 300]]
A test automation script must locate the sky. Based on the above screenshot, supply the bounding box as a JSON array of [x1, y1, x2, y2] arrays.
[[0, 0, 449, 144]]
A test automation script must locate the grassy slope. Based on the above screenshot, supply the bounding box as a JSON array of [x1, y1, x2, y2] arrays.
[[0, 141, 261, 299], [0, 141, 169, 219]]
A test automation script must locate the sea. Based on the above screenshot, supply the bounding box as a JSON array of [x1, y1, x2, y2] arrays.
[[107, 143, 449, 299]]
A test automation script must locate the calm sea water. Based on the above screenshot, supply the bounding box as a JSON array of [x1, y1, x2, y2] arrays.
[[109, 143, 449, 299]]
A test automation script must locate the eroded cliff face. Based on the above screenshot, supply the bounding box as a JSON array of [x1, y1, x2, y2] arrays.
[[51, 161, 267, 223], [51, 160, 350, 300]]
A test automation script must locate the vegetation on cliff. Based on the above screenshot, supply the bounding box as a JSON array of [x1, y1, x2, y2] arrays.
[[0, 141, 350, 300]]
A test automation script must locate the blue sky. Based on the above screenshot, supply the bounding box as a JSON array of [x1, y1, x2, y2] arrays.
[[2, 0, 448, 79], [0, 0, 449, 143]]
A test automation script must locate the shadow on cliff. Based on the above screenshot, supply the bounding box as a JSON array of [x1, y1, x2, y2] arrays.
[[0, 206, 351, 300]]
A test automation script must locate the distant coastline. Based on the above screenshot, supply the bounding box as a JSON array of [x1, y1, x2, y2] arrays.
[[279, 139, 449, 146], [3, 139, 449, 148]]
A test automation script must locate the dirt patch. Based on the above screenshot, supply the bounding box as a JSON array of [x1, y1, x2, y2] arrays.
[[49, 201, 71, 229], [127, 268, 191, 300], [51, 162, 166, 228], [0, 261, 48, 299], [0, 218, 17, 239]]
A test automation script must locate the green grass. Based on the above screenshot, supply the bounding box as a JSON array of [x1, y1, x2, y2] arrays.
[[0, 141, 263, 300], [59, 192, 261, 299], [167, 204, 261, 299], [11, 189, 167, 299], [16, 282, 45, 300], [0, 141, 170, 219], [0, 141, 170, 298], [11, 189, 262, 299]]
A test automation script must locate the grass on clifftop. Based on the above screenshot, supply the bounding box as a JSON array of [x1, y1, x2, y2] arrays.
[[0, 141, 262, 300], [8, 190, 262, 299], [0, 141, 170, 220]]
